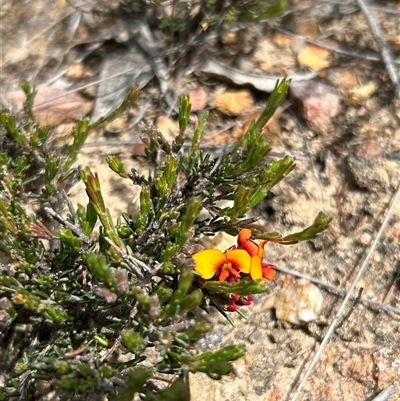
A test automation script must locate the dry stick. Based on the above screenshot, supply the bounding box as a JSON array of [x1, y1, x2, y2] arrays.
[[356, 0, 400, 99], [290, 184, 400, 401], [276, 265, 400, 316], [370, 386, 395, 401], [100, 304, 138, 363]]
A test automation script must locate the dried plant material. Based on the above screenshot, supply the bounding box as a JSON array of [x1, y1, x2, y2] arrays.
[[214, 89, 254, 116], [2, 86, 92, 126], [199, 53, 317, 93], [291, 186, 400, 400], [355, 0, 400, 99], [346, 81, 378, 104], [274, 279, 324, 325], [298, 44, 331, 71], [189, 86, 207, 111]]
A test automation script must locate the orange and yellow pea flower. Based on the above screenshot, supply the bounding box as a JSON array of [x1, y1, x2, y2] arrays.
[[193, 248, 251, 281], [237, 229, 276, 281], [193, 229, 276, 283]]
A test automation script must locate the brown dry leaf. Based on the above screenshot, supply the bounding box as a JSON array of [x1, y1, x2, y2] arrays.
[[298, 44, 331, 71], [199, 53, 317, 93], [3, 87, 92, 126], [214, 89, 254, 116]]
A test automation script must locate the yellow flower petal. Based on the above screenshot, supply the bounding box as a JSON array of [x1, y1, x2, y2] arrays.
[[250, 254, 263, 280], [250, 241, 268, 280], [225, 249, 251, 274], [193, 249, 225, 279]]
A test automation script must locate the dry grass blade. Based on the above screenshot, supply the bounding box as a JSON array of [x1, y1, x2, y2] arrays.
[[290, 184, 400, 401], [356, 0, 400, 98]]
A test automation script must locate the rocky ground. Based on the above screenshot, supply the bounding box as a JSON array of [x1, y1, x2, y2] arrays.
[[1, 1, 400, 400]]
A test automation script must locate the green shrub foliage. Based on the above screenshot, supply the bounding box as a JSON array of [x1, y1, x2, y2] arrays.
[[0, 80, 330, 400]]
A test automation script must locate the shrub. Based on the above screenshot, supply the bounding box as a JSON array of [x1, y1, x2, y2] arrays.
[[0, 80, 330, 400]]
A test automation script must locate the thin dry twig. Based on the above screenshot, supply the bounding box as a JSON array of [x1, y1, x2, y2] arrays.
[[100, 304, 138, 363], [290, 184, 400, 401], [335, 287, 363, 330], [370, 386, 395, 401], [276, 264, 400, 316], [356, 0, 400, 98], [44, 206, 91, 245]]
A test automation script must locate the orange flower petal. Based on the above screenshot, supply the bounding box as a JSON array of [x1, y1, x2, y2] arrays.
[[237, 229, 258, 256], [219, 269, 230, 281], [238, 229, 252, 245], [225, 249, 251, 273], [262, 264, 276, 280], [193, 249, 225, 279], [228, 268, 241, 278]]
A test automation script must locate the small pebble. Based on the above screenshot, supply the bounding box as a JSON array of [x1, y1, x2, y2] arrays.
[[274, 279, 324, 325], [290, 81, 341, 133], [214, 89, 254, 116], [297, 44, 331, 71]]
